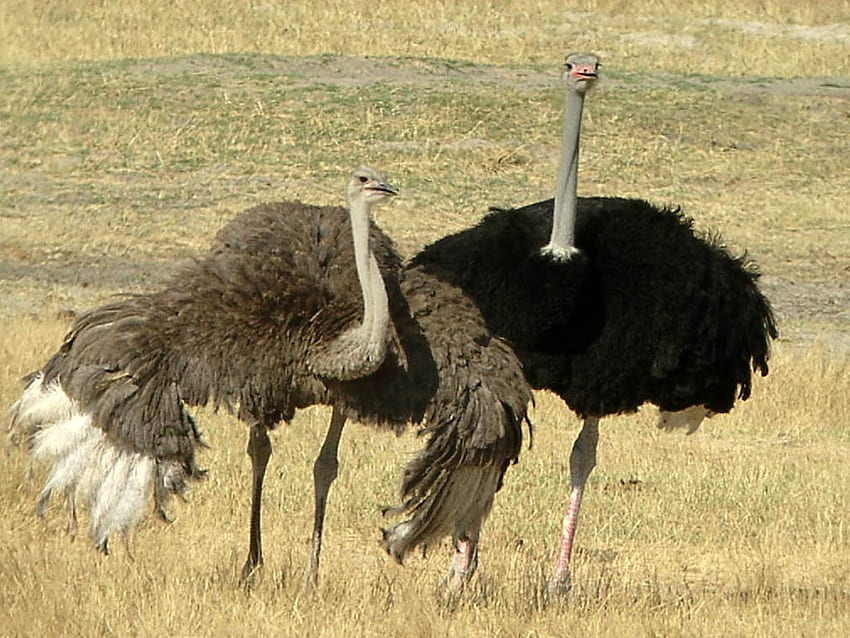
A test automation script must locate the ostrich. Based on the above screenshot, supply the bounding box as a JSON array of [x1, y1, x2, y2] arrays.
[[410, 53, 778, 594], [9, 166, 531, 590]]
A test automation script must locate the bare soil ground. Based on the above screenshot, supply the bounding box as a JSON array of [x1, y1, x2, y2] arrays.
[[133, 53, 850, 95]]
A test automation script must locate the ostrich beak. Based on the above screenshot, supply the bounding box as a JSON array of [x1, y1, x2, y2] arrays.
[[367, 182, 399, 196]]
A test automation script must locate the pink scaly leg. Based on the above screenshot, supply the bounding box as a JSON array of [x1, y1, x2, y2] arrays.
[[441, 533, 479, 593], [548, 416, 599, 595]]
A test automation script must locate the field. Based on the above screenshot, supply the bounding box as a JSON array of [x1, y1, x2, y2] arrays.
[[2, 1, 849, 636]]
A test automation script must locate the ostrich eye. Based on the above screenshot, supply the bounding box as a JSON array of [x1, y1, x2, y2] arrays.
[[358, 175, 369, 183], [565, 62, 573, 70]]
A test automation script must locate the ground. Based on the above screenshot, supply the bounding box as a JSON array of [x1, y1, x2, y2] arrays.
[[2, 55, 848, 352]]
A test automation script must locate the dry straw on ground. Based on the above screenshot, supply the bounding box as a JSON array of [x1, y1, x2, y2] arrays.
[[1, 2, 849, 636], [3, 0, 850, 75]]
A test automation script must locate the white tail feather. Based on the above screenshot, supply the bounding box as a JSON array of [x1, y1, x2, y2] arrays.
[[32, 414, 97, 461], [37, 430, 100, 507], [9, 374, 75, 436], [657, 406, 712, 434], [14, 375, 156, 552], [89, 449, 154, 549]]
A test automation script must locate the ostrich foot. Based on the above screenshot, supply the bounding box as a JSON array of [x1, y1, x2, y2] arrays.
[[546, 572, 572, 598], [240, 556, 263, 584], [299, 567, 318, 594], [299, 542, 321, 594], [438, 565, 468, 595]]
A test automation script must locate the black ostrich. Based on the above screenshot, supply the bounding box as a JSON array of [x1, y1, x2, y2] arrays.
[[10, 166, 531, 590], [410, 54, 778, 594]]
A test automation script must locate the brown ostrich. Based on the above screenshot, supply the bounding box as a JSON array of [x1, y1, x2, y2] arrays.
[[10, 166, 531, 591]]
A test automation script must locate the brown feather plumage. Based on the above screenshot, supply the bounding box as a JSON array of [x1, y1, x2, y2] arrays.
[[13, 196, 531, 577]]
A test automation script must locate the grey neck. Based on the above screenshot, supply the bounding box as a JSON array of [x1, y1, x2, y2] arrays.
[[542, 88, 585, 260], [348, 198, 389, 363]]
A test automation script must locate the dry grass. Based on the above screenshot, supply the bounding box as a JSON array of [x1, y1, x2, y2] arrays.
[[2, 0, 850, 76], [2, 324, 849, 636], [2, 1, 849, 636]]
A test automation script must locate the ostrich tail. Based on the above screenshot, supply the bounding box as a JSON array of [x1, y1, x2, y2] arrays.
[[9, 373, 75, 443], [381, 387, 526, 564], [10, 373, 198, 552], [656, 405, 713, 434], [381, 465, 502, 564]]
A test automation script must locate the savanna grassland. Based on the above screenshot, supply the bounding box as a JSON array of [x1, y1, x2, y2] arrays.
[[1, 1, 849, 636]]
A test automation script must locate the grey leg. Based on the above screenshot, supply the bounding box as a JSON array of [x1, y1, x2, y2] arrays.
[[66, 492, 78, 540], [242, 423, 272, 580], [301, 406, 346, 590]]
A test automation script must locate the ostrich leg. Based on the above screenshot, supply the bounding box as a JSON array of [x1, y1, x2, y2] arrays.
[[242, 422, 272, 579], [302, 405, 347, 590], [548, 416, 599, 595], [441, 532, 480, 592]]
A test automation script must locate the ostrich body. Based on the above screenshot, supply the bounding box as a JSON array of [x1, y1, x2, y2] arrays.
[[10, 167, 531, 589], [411, 55, 778, 593]]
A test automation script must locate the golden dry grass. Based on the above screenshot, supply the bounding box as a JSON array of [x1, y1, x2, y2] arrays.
[[2, 0, 850, 75], [2, 1, 849, 636], [2, 325, 849, 636]]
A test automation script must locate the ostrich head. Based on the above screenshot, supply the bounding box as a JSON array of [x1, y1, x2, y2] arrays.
[[347, 166, 398, 209], [563, 52, 599, 95]]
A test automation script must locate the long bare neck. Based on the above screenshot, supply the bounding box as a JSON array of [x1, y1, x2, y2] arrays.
[[543, 88, 585, 259], [307, 197, 391, 381], [349, 198, 389, 347]]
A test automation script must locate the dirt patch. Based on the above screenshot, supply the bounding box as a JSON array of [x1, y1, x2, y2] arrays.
[[699, 19, 850, 45], [132, 54, 850, 98], [3, 231, 847, 356], [760, 276, 850, 355]]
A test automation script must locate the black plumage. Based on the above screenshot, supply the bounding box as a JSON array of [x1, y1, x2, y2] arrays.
[[411, 194, 777, 592], [413, 195, 776, 418]]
